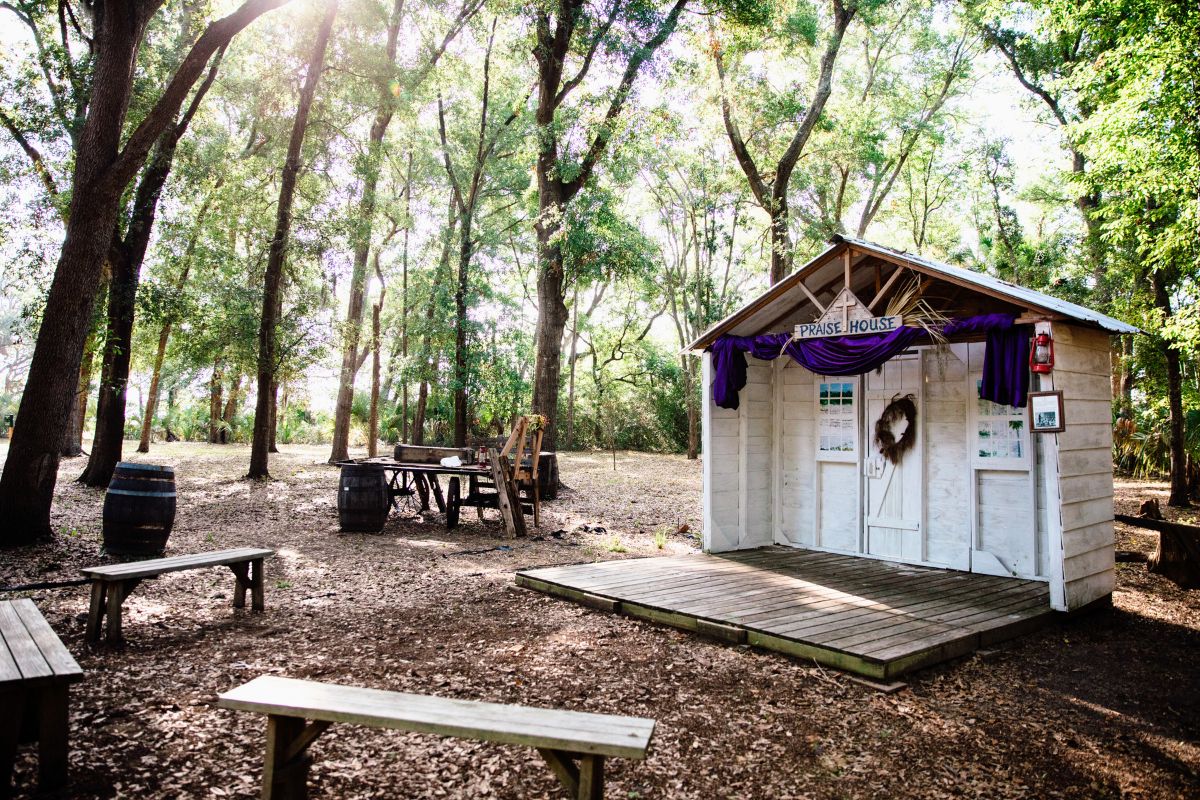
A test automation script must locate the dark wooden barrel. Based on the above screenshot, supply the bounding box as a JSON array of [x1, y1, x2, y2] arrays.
[[103, 462, 176, 555], [338, 464, 389, 532]]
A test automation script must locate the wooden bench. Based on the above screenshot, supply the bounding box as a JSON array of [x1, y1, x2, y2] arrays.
[[81, 547, 274, 643], [1, 599, 83, 795], [218, 675, 655, 800]]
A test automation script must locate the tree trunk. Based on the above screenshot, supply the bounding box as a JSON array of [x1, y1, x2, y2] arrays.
[[137, 184, 214, 454], [683, 354, 698, 460], [565, 284, 579, 449], [328, 0, 407, 464], [248, 2, 337, 479], [452, 212, 471, 447], [1152, 269, 1189, 507], [269, 380, 282, 452], [78, 243, 140, 487], [209, 358, 224, 443], [368, 289, 383, 458], [768, 201, 791, 285], [0, 6, 148, 540], [222, 373, 241, 427], [0, 0, 289, 543], [138, 320, 172, 453], [413, 380, 429, 446], [62, 330, 97, 457]]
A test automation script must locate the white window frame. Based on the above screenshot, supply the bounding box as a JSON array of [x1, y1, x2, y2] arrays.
[[815, 377, 860, 463], [968, 377, 1031, 471]]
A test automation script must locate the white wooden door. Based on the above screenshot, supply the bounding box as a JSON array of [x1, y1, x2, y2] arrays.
[[862, 354, 924, 563], [814, 377, 861, 553]]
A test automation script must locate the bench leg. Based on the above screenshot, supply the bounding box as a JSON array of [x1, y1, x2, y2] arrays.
[[539, 750, 603, 799], [251, 558, 265, 612], [261, 716, 330, 800], [231, 563, 250, 609], [36, 685, 69, 792], [0, 691, 25, 799], [86, 581, 107, 643], [578, 754, 604, 800], [263, 716, 307, 800], [105, 581, 125, 642]]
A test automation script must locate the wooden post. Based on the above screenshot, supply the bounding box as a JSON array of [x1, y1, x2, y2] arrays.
[[86, 582, 107, 643], [487, 448, 524, 538], [36, 685, 69, 791], [0, 691, 25, 796], [577, 754, 604, 800], [251, 558, 266, 612], [231, 563, 250, 609], [262, 716, 308, 800], [105, 581, 124, 642]]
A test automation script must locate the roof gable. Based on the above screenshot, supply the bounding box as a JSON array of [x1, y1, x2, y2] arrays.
[[687, 235, 1138, 351]]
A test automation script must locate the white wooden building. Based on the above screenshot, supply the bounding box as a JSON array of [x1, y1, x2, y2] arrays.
[[689, 236, 1137, 613]]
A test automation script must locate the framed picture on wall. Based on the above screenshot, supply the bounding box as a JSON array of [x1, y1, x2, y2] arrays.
[[1029, 390, 1066, 433]]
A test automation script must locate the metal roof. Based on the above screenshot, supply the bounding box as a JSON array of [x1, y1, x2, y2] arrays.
[[686, 235, 1139, 351]]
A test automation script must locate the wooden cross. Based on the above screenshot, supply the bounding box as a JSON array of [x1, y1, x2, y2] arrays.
[[839, 293, 856, 332]]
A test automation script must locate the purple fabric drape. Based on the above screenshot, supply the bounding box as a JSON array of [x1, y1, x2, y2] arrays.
[[980, 324, 1031, 408], [709, 313, 1029, 410]]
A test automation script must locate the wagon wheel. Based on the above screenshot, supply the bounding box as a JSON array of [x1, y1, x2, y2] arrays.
[[446, 477, 461, 530]]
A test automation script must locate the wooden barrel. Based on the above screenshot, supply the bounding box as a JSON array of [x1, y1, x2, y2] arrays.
[[103, 462, 177, 555], [338, 464, 389, 532]]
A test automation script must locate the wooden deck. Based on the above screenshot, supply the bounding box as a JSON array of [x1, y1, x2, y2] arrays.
[[516, 547, 1054, 680]]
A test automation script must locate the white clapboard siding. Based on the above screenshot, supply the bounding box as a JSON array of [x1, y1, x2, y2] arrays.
[[703, 352, 740, 553], [776, 362, 815, 546], [922, 348, 970, 569], [740, 362, 774, 548], [1052, 323, 1115, 609]]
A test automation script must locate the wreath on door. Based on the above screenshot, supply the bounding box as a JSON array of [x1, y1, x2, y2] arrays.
[[874, 393, 917, 464]]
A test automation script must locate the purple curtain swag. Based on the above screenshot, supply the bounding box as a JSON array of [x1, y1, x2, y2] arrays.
[[708, 313, 1030, 410]]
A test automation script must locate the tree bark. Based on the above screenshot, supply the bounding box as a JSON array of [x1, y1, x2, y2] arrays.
[[249, 1, 336, 479], [0, 0, 292, 544], [61, 326, 97, 457], [269, 380, 282, 452], [209, 358, 224, 443]]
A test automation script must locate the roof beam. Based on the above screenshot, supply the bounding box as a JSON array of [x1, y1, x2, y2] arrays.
[[867, 266, 907, 312]]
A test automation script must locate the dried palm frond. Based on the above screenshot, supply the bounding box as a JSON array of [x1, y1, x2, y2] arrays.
[[884, 276, 950, 342]]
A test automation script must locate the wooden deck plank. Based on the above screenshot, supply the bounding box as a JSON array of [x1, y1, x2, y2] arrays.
[[516, 548, 1054, 679]]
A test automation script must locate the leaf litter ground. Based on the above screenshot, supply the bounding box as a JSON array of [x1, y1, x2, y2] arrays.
[[1, 442, 1197, 799]]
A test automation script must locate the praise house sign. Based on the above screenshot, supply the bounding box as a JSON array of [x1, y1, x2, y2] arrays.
[[794, 287, 902, 340]]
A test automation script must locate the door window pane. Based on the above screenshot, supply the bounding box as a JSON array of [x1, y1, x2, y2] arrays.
[[819, 382, 856, 452]]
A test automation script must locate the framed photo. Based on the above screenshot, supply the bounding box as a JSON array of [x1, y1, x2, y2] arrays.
[[1028, 390, 1066, 433]]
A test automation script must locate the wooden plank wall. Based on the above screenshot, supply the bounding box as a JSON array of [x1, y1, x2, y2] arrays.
[[740, 362, 774, 548], [775, 362, 816, 546], [923, 346, 971, 569], [1052, 323, 1116, 609], [704, 353, 740, 552]]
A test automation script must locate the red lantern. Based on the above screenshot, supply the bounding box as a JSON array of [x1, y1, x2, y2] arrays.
[[1030, 331, 1054, 373]]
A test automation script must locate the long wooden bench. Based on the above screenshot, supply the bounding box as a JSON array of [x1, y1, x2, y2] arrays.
[[1, 599, 83, 795], [218, 675, 655, 800], [81, 547, 274, 643]]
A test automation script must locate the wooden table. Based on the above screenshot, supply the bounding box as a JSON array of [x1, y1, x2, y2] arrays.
[[1, 599, 83, 794], [341, 455, 526, 537]]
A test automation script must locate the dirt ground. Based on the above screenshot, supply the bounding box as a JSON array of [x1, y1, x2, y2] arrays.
[[1, 441, 1198, 799]]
